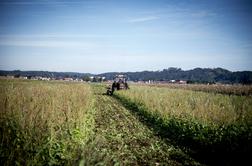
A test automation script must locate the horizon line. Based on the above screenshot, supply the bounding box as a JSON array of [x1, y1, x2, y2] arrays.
[[1, 67, 251, 75]]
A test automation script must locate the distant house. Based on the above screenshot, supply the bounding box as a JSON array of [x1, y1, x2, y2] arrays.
[[169, 80, 187, 84], [42, 77, 50, 81], [6, 75, 14, 79], [64, 78, 73, 81], [73, 78, 83, 82], [179, 80, 187, 84], [137, 81, 145, 84], [20, 76, 27, 79], [36, 77, 50, 81]]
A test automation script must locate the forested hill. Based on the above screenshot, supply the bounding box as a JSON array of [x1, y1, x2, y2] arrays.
[[1, 67, 252, 84], [98, 67, 252, 84], [0, 70, 91, 79]]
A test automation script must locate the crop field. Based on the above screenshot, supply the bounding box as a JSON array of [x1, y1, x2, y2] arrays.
[[139, 83, 252, 96], [0, 79, 251, 166], [116, 85, 252, 126], [0, 79, 95, 165]]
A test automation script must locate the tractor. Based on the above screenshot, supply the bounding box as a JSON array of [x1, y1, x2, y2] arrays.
[[106, 74, 129, 95]]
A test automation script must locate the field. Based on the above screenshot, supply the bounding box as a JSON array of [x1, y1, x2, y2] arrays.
[[139, 83, 252, 96], [1, 79, 251, 165], [0, 79, 95, 165], [114, 85, 252, 164]]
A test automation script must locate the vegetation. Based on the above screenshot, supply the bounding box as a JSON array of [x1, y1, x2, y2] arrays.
[[146, 83, 252, 96], [0, 70, 91, 79], [114, 85, 252, 165], [1, 67, 252, 84], [99, 67, 252, 84], [116, 85, 252, 126], [1, 79, 251, 165], [0, 79, 95, 165], [80, 84, 201, 165]]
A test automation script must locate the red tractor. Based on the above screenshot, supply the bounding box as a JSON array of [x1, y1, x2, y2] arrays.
[[106, 75, 129, 95]]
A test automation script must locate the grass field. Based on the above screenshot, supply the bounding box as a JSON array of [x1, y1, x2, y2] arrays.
[[0, 79, 95, 165], [114, 85, 252, 165], [116, 85, 252, 126], [140, 83, 252, 96], [1, 79, 251, 165]]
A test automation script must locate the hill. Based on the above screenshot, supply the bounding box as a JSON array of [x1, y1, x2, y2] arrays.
[[0, 70, 92, 79], [1, 67, 252, 84], [98, 67, 252, 84]]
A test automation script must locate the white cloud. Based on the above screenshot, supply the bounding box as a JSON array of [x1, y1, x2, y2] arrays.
[[128, 16, 159, 23]]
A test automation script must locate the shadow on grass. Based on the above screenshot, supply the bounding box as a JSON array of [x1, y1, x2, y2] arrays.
[[113, 94, 251, 166]]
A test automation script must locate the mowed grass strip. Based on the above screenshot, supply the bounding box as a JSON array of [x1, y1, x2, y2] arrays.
[[0, 79, 95, 165], [80, 84, 201, 166]]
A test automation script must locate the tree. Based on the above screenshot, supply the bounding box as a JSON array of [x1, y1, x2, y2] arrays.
[[82, 75, 91, 82]]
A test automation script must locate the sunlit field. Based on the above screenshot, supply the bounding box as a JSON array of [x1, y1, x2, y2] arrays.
[[1, 79, 251, 165], [115, 85, 252, 158], [117, 85, 252, 126], [140, 83, 252, 96], [0, 79, 95, 165]]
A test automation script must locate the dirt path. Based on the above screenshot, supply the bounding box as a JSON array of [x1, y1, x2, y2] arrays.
[[82, 85, 202, 165]]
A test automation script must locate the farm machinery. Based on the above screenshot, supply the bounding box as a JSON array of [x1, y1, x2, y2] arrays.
[[106, 74, 129, 95]]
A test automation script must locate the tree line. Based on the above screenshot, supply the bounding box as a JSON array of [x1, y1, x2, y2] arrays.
[[1, 67, 252, 84]]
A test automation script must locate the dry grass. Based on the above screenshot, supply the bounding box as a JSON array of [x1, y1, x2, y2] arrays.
[[115, 85, 252, 163], [0, 79, 95, 165], [117, 85, 252, 127], [139, 83, 252, 96]]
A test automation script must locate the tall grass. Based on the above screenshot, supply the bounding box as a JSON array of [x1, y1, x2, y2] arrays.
[[117, 86, 252, 126], [144, 83, 252, 96], [115, 85, 252, 157], [0, 79, 95, 165]]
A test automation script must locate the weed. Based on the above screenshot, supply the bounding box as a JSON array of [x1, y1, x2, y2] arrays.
[[0, 79, 95, 165]]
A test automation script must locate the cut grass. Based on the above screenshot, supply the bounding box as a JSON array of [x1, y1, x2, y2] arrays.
[[80, 84, 202, 165]]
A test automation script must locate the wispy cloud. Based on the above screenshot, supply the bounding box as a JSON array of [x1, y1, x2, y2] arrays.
[[0, 36, 96, 49], [128, 16, 159, 23], [0, 1, 83, 5], [0, 0, 99, 8], [190, 10, 217, 18]]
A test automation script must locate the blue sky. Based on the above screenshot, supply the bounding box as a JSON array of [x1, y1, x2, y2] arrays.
[[0, 0, 251, 73]]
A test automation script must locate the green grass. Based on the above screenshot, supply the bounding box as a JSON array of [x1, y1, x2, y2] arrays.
[[114, 85, 252, 164], [145, 83, 252, 96], [0, 79, 95, 165], [80, 84, 201, 165], [116, 85, 252, 126], [1, 80, 251, 165]]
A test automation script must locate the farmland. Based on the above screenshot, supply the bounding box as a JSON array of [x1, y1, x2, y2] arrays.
[[0, 79, 95, 165], [146, 83, 252, 96], [114, 85, 252, 164], [0, 79, 251, 165]]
